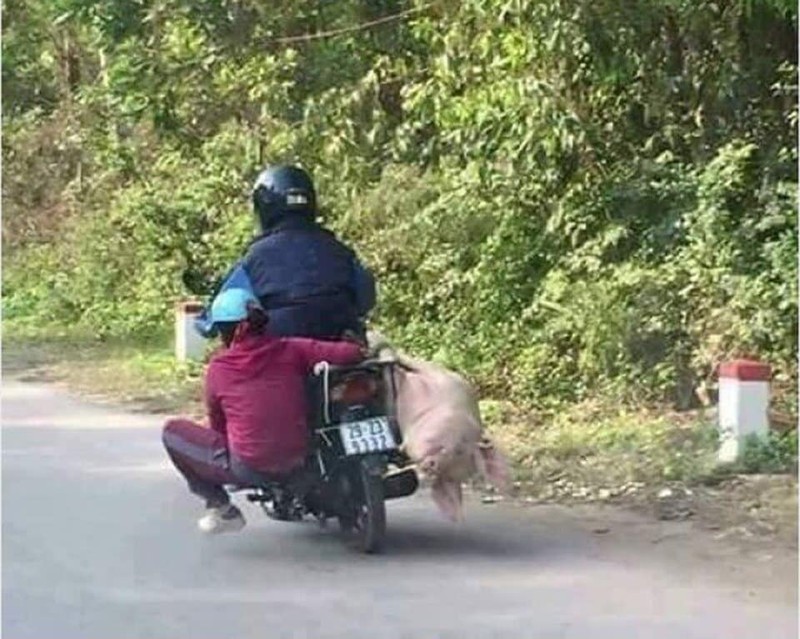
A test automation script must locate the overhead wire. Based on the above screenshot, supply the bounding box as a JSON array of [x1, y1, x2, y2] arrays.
[[268, 4, 432, 45]]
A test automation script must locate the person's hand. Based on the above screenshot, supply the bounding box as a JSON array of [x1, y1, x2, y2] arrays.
[[341, 330, 369, 358], [341, 329, 364, 345], [313, 361, 329, 375]]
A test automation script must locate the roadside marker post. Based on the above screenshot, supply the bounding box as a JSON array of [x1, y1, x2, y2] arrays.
[[175, 300, 206, 362], [717, 359, 771, 463]]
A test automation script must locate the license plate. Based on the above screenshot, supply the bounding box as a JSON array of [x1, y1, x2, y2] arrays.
[[339, 417, 397, 455]]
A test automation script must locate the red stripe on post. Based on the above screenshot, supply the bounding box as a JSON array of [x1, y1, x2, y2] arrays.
[[718, 359, 771, 382], [175, 300, 204, 314]]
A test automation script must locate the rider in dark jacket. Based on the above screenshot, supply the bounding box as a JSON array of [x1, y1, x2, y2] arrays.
[[196, 165, 376, 340]]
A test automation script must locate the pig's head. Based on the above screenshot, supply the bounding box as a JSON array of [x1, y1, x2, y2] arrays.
[[407, 428, 478, 482], [419, 434, 508, 485]]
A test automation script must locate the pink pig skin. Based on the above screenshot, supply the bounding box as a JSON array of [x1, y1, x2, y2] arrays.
[[370, 334, 510, 521]]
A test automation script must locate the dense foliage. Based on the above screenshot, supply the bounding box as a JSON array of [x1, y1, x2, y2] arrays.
[[3, 0, 797, 411]]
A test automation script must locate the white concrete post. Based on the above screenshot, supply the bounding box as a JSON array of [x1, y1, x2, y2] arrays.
[[175, 300, 206, 362], [717, 359, 771, 463]]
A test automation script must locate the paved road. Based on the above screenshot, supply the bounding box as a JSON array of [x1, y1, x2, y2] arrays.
[[2, 379, 797, 639]]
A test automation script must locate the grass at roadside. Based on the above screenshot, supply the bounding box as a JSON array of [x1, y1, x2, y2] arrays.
[[483, 400, 719, 499], [3, 326, 796, 546]]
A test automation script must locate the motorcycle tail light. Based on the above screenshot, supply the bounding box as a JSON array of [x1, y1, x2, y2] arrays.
[[337, 377, 378, 404]]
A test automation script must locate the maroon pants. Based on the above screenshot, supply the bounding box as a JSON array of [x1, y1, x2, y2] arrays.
[[163, 419, 310, 508], [162, 419, 239, 507]]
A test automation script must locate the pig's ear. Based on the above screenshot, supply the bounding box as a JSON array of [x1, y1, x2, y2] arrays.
[[474, 439, 511, 493], [431, 477, 464, 523]]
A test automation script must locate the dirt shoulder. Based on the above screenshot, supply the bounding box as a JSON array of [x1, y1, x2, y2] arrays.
[[4, 338, 797, 554], [502, 474, 798, 553], [3, 337, 205, 417]]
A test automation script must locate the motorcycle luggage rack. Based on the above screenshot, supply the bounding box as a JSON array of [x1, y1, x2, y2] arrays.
[[311, 359, 400, 426]]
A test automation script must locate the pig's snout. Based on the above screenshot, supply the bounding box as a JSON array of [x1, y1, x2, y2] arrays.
[[420, 456, 440, 475]]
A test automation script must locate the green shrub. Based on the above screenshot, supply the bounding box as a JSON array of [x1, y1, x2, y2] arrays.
[[2, 0, 796, 415], [737, 432, 799, 475]]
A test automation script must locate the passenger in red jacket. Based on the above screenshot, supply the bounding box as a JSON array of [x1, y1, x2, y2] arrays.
[[162, 288, 363, 534]]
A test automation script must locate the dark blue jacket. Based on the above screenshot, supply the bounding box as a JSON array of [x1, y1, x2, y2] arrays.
[[196, 217, 375, 339]]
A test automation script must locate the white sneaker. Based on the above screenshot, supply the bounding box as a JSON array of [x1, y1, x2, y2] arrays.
[[197, 504, 246, 534]]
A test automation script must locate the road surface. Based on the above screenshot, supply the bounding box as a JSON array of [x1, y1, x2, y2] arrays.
[[2, 379, 797, 639]]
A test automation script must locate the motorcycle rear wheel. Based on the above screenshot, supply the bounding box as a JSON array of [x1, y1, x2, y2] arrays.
[[338, 457, 386, 553]]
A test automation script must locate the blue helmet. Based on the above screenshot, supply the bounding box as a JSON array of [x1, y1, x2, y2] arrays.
[[252, 165, 317, 232], [209, 288, 261, 326]]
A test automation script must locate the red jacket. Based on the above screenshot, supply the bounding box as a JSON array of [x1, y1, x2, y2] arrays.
[[204, 333, 362, 474]]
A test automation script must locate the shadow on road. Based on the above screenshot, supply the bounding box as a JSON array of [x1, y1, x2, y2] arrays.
[[221, 512, 575, 565], [381, 523, 552, 558]]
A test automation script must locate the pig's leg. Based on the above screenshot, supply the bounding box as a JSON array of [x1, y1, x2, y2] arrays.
[[473, 438, 511, 492], [431, 477, 464, 522]]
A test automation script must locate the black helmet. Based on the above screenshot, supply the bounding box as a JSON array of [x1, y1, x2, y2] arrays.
[[252, 165, 317, 232]]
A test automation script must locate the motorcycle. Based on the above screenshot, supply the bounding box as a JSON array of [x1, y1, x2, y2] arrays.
[[236, 359, 418, 553]]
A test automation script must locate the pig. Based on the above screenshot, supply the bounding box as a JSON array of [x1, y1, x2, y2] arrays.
[[367, 331, 510, 521]]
